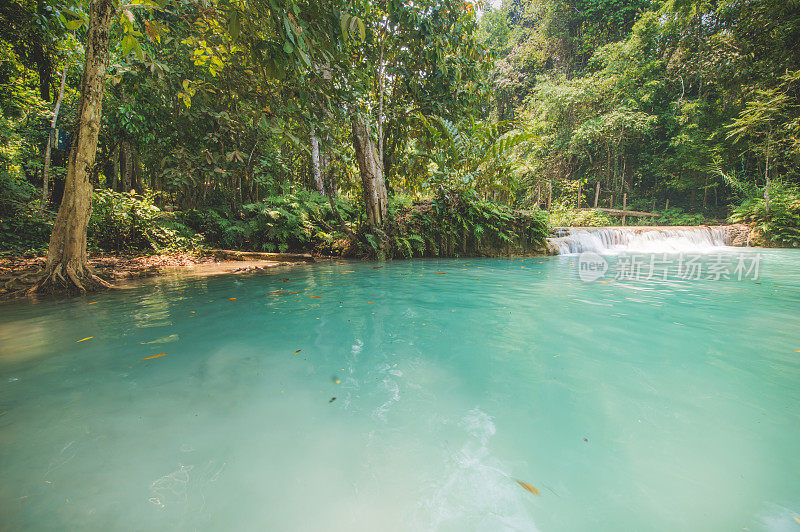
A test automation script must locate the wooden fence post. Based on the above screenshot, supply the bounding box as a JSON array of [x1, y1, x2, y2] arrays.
[[622, 193, 627, 226]]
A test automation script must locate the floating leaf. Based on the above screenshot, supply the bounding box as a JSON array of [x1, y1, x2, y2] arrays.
[[294, 349, 301, 355], [76, 337, 93, 343], [373, 266, 383, 269], [329, 397, 336, 403], [516, 480, 540, 495], [229, 297, 237, 301], [141, 353, 167, 360], [435, 272, 447, 275], [310, 295, 322, 299]]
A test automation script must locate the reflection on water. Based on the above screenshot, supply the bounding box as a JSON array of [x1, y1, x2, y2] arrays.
[[1, 252, 799, 531]]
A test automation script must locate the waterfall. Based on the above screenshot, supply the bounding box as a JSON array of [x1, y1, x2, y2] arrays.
[[548, 226, 732, 255]]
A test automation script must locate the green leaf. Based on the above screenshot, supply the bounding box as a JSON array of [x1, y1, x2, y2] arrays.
[[64, 18, 84, 30], [228, 11, 241, 40], [120, 34, 135, 57], [283, 41, 293, 54]]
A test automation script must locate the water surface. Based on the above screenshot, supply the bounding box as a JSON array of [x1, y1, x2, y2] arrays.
[[1, 252, 799, 531]]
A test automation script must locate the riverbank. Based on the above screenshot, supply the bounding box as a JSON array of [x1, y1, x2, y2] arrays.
[[0, 250, 317, 298]]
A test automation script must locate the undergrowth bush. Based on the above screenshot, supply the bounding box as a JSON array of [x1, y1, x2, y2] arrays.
[[373, 188, 548, 258], [89, 190, 200, 252], [547, 207, 615, 227], [0, 201, 52, 254], [178, 191, 356, 253], [645, 207, 707, 226], [729, 185, 800, 247]]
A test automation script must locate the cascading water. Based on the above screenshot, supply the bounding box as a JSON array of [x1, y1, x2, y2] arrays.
[[548, 226, 733, 255]]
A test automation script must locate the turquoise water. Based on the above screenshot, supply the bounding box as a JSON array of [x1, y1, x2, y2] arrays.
[[1, 252, 799, 531]]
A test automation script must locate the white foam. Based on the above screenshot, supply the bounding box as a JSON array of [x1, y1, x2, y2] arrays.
[[549, 227, 731, 255]]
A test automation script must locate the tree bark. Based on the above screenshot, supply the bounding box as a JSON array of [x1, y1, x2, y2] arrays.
[[40, 65, 69, 213], [310, 126, 326, 195], [594, 181, 600, 208], [32, 0, 115, 294], [352, 114, 387, 229], [765, 130, 771, 213], [120, 140, 133, 192]]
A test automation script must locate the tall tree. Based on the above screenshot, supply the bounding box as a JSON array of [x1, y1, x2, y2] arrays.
[[32, 0, 115, 293]]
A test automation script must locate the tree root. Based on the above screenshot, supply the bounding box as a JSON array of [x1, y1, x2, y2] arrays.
[[28, 261, 115, 296]]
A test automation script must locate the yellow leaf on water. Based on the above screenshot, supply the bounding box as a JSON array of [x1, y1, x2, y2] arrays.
[[229, 297, 237, 301], [141, 353, 167, 360], [88, 301, 98, 305], [76, 337, 93, 343], [310, 295, 322, 299], [294, 349, 302, 355], [516, 480, 540, 495], [793, 516, 800, 525]]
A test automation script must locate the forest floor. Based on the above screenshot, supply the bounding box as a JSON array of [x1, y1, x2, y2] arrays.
[[0, 251, 312, 297]]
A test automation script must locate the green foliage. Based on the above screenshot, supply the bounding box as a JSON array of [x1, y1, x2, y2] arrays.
[[730, 184, 800, 248], [548, 208, 615, 227], [178, 191, 355, 253], [650, 207, 707, 227], [383, 188, 548, 258], [89, 190, 200, 252], [0, 201, 53, 254]]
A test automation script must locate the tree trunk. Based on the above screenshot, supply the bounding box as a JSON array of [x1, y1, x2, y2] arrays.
[[594, 181, 600, 208], [765, 131, 771, 214], [120, 140, 133, 192], [310, 126, 326, 195], [31, 0, 114, 294], [352, 114, 387, 229], [111, 144, 119, 191], [41, 65, 69, 212]]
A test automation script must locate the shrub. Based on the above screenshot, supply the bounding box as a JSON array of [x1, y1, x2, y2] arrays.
[[89, 189, 200, 252], [548, 208, 615, 227], [377, 188, 549, 258], [729, 184, 800, 247], [178, 191, 356, 253]]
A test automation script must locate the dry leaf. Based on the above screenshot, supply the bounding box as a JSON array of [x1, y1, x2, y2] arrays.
[[516, 480, 540, 495], [229, 297, 237, 301], [141, 353, 167, 360], [75, 337, 93, 343], [310, 295, 322, 299]]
